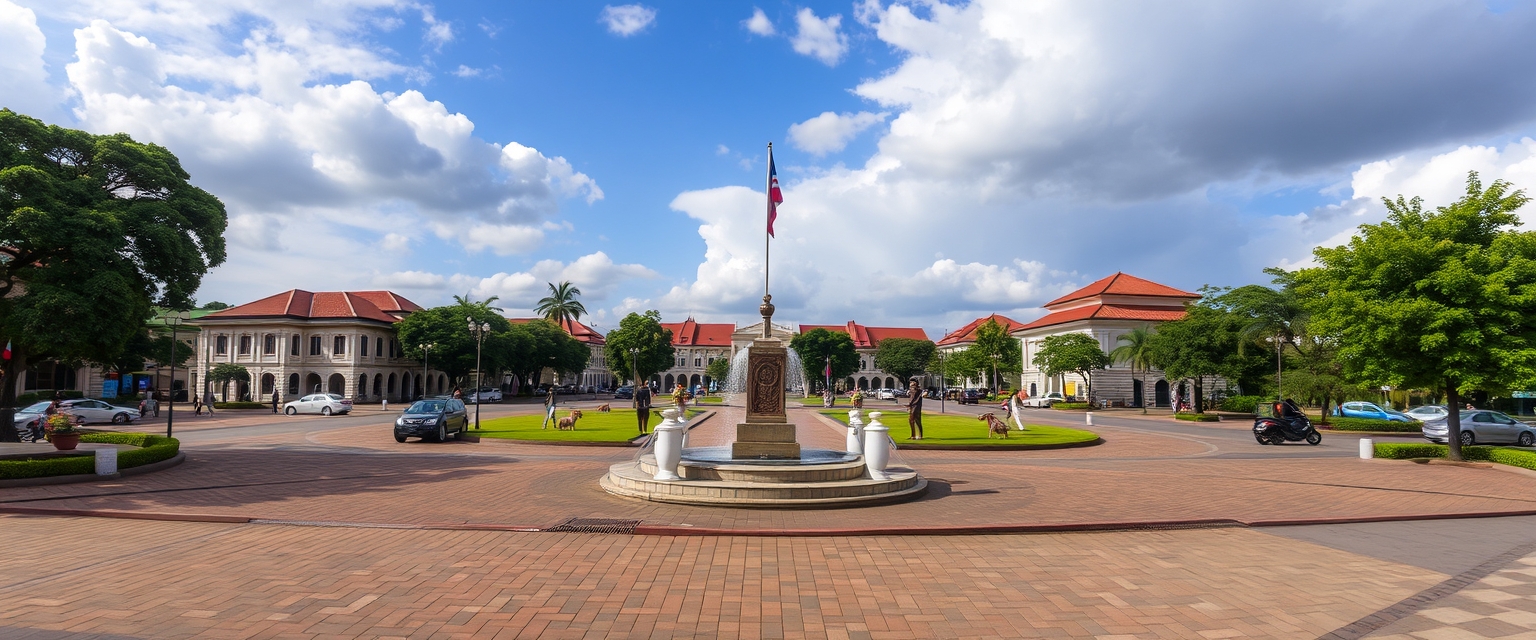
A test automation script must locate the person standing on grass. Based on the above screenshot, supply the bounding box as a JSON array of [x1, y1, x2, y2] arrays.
[[634, 383, 653, 434], [541, 386, 557, 429], [906, 380, 924, 440]]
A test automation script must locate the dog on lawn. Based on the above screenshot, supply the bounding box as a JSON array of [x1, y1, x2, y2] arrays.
[[556, 409, 584, 431], [596, 404, 611, 412], [978, 413, 1010, 439]]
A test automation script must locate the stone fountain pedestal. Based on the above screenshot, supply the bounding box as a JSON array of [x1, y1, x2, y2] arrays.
[[731, 337, 800, 460]]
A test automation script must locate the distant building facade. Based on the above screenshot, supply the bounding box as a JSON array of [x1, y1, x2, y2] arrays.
[[935, 313, 1027, 390], [508, 317, 612, 391], [658, 319, 734, 391], [800, 321, 929, 392]]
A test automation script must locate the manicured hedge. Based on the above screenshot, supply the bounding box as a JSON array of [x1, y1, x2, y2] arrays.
[[1374, 443, 1536, 471], [1220, 395, 1263, 413], [1175, 412, 1222, 422], [213, 401, 268, 409], [80, 432, 180, 469], [0, 455, 94, 480], [1052, 402, 1092, 410], [1325, 417, 1421, 432]]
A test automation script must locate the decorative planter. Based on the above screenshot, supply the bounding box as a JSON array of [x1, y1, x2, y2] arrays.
[[846, 410, 865, 455], [863, 411, 890, 480], [50, 433, 81, 451], [651, 409, 685, 481]]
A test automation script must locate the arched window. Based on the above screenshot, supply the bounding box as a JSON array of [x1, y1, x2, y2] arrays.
[[327, 373, 345, 395], [260, 373, 275, 395], [373, 374, 382, 397], [387, 373, 396, 396], [357, 374, 367, 398], [287, 373, 300, 394]]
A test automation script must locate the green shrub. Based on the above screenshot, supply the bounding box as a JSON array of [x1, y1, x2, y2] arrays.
[[0, 455, 94, 480], [1052, 402, 1092, 410], [80, 432, 180, 469], [1175, 412, 1222, 422], [1373, 443, 1449, 459], [213, 401, 268, 409], [1220, 395, 1263, 413], [1484, 448, 1536, 471], [1325, 417, 1421, 432], [1373, 443, 1536, 471]]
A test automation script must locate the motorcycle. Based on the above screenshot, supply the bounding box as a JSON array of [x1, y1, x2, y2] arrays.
[[1253, 400, 1322, 446]]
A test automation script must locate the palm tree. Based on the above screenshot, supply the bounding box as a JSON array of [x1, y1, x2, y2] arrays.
[[1110, 326, 1156, 413], [534, 281, 586, 325], [454, 293, 503, 313], [1222, 273, 1307, 400]]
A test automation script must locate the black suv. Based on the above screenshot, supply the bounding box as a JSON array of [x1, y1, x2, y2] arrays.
[[613, 385, 634, 400], [394, 398, 469, 442], [959, 390, 983, 405]]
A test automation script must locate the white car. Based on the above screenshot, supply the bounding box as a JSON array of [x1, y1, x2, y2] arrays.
[[876, 388, 896, 400], [468, 387, 502, 404], [60, 399, 141, 424], [283, 393, 353, 416], [1018, 392, 1066, 408]]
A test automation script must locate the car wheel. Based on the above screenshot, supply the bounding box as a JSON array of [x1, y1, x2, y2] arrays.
[[321, 406, 332, 416], [436, 423, 447, 442], [1519, 431, 1534, 447], [285, 406, 296, 415], [1459, 430, 1476, 446], [112, 412, 128, 424], [394, 433, 407, 443], [1305, 430, 1321, 446]]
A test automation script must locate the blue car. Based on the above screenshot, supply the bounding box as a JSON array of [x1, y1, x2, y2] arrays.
[[1332, 401, 1415, 422]]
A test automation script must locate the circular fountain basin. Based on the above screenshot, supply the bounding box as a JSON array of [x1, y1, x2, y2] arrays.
[[681, 446, 858, 465], [601, 446, 926, 507]]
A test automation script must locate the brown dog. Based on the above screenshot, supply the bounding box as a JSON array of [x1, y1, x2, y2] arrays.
[[596, 404, 611, 413], [978, 413, 1010, 439], [556, 409, 583, 431]]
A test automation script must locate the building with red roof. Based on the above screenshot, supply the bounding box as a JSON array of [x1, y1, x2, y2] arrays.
[[657, 319, 736, 392], [194, 289, 437, 404], [508, 317, 613, 390], [798, 321, 930, 392], [1013, 273, 1216, 408]]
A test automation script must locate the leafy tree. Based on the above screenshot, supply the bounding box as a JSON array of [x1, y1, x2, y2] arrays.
[[198, 301, 231, 311], [396, 301, 517, 385], [1110, 325, 1156, 413], [965, 319, 1022, 391], [1147, 305, 1242, 413], [789, 328, 859, 392], [1296, 172, 1536, 460], [0, 110, 227, 440], [604, 311, 675, 385], [208, 363, 250, 400], [1210, 272, 1308, 399], [535, 281, 586, 324], [1033, 333, 1111, 402], [705, 356, 731, 389], [873, 338, 936, 385], [940, 348, 986, 387]]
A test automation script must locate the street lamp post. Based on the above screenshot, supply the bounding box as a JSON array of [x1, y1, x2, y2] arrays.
[[938, 349, 946, 414], [166, 312, 186, 438], [419, 342, 435, 399], [629, 347, 640, 388], [468, 318, 490, 430]]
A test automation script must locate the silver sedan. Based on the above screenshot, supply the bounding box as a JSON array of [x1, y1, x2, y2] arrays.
[[1421, 408, 1535, 447]]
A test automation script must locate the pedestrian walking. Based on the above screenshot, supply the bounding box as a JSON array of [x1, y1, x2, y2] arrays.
[[137, 397, 147, 415], [271, 390, 281, 414], [192, 395, 203, 416], [634, 383, 653, 434], [540, 386, 557, 429], [203, 391, 216, 415], [906, 380, 924, 440], [147, 395, 159, 417]]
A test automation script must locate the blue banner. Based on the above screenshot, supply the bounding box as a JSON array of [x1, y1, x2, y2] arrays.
[[102, 380, 119, 398]]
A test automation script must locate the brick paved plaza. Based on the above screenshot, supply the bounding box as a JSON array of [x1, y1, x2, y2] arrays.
[[3, 403, 1535, 638]]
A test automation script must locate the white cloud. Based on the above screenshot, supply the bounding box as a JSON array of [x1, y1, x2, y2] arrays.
[[600, 4, 656, 37], [0, 0, 63, 121], [1350, 140, 1536, 216], [451, 64, 481, 78], [421, 7, 453, 50], [743, 7, 775, 36], [479, 19, 501, 38], [373, 270, 446, 289], [472, 252, 657, 308], [788, 111, 887, 155], [790, 8, 847, 66], [716, 144, 730, 155]]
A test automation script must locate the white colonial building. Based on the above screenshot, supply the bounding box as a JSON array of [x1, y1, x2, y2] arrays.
[[658, 319, 735, 391], [935, 313, 1028, 390]]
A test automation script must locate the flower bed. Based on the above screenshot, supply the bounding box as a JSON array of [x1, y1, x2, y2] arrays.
[[1374, 443, 1536, 471]]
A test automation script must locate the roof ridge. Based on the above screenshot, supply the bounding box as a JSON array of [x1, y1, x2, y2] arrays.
[[342, 292, 358, 318]]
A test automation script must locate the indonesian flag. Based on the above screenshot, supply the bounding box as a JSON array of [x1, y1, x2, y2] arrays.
[[2, 341, 10, 360], [767, 147, 783, 237]]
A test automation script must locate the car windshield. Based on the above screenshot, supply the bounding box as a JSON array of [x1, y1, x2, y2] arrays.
[[407, 401, 446, 414], [1408, 406, 1443, 415], [19, 401, 50, 413]]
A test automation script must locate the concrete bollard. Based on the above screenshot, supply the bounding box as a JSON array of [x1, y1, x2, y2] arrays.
[[1359, 437, 1374, 459], [95, 447, 118, 475], [1085, 412, 1094, 426]]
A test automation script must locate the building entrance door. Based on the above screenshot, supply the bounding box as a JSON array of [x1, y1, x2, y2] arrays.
[[1154, 380, 1170, 407], [1133, 379, 1144, 408]]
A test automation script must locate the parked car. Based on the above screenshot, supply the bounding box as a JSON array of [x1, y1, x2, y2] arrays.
[[1332, 401, 1414, 422], [1018, 392, 1066, 408], [876, 388, 896, 400], [12, 401, 51, 439], [283, 393, 352, 416], [60, 398, 141, 424], [613, 385, 635, 400], [958, 389, 983, 405], [394, 398, 469, 443], [467, 387, 502, 404], [1421, 409, 1535, 446], [1405, 405, 1450, 422]]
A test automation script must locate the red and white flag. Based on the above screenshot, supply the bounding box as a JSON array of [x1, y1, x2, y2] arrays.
[[767, 147, 783, 237], [2, 341, 10, 360]]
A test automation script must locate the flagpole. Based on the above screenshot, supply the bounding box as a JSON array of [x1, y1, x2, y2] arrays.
[[765, 142, 772, 302]]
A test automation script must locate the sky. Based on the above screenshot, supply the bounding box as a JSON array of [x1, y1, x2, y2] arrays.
[[5, 1, 1536, 338]]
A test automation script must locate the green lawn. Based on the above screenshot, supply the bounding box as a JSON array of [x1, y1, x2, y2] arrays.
[[818, 409, 1099, 447], [475, 408, 705, 443]]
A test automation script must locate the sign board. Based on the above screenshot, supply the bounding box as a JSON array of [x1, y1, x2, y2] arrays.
[[138, 377, 150, 391], [101, 380, 118, 398], [121, 374, 132, 390], [1513, 391, 1536, 399]]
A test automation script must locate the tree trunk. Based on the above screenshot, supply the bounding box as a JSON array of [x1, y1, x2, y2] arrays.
[[0, 343, 19, 442], [1319, 393, 1331, 425], [1193, 376, 1205, 414], [1446, 382, 1463, 461]]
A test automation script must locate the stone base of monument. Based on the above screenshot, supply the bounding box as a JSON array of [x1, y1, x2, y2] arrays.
[[600, 446, 926, 507], [730, 422, 801, 459]]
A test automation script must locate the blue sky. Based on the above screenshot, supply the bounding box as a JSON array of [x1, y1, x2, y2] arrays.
[[5, 1, 1536, 336]]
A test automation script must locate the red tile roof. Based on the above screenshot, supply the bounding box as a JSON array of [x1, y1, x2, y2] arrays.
[[508, 317, 606, 345], [662, 319, 734, 346], [799, 321, 929, 349], [205, 290, 419, 323], [1016, 304, 1188, 332], [936, 314, 1026, 347], [1044, 272, 1199, 308]]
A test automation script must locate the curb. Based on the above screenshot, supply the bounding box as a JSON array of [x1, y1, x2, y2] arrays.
[[0, 452, 185, 488]]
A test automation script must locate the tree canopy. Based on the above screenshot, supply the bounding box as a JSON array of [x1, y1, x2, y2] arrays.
[[1109, 325, 1156, 412], [0, 110, 228, 439], [1295, 172, 1536, 459], [1033, 333, 1111, 401], [535, 281, 586, 324], [964, 319, 1022, 390], [604, 311, 674, 384], [789, 328, 859, 391], [705, 356, 731, 388], [873, 337, 936, 385]]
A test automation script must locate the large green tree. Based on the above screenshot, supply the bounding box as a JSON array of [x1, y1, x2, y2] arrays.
[[1033, 333, 1111, 402], [960, 319, 1022, 391], [0, 110, 228, 440], [873, 338, 936, 386], [395, 299, 519, 386], [705, 356, 731, 389], [1210, 272, 1309, 398], [604, 311, 674, 385], [209, 363, 250, 401], [1296, 172, 1536, 460], [1148, 305, 1241, 413], [789, 328, 859, 392]]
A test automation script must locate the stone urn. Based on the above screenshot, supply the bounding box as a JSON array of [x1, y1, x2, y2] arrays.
[[863, 411, 890, 480], [846, 409, 865, 455], [651, 408, 685, 481]]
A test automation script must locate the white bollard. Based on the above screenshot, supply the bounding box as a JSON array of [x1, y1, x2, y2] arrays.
[[651, 409, 685, 481], [1359, 437, 1374, 459], [1086, 411, 1094, 426], [95, 446, 118, 475], [846, 409, 865, 455], [382, 399, 388, 412], [863, 411, 891, 481]]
